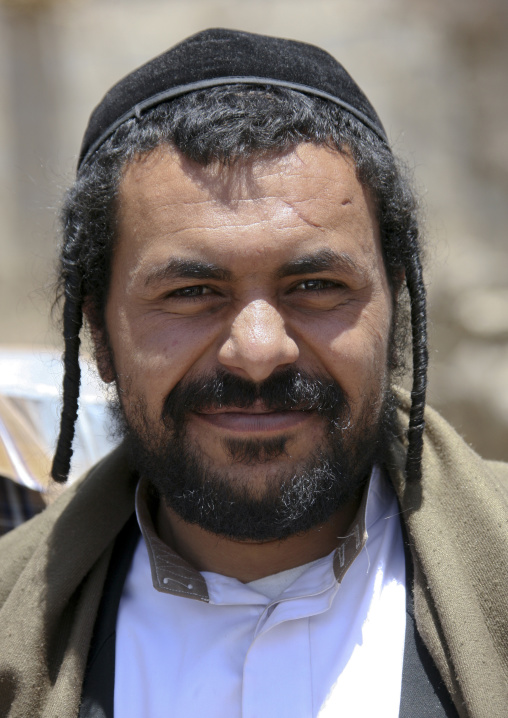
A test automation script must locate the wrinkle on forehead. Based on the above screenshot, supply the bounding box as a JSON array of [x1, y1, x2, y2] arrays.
[[118, 143, 373, 247], [121, 142, 359, 206]]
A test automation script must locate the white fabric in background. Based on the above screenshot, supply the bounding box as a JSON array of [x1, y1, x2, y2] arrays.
[[115, 467, 406, 718], [0, 348, 116, 486]]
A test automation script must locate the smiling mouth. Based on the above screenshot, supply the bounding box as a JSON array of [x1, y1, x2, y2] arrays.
[[194, 401, 312, 433]]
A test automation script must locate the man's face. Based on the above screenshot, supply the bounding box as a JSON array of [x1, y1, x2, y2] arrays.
[[100, 143, 395, 539]]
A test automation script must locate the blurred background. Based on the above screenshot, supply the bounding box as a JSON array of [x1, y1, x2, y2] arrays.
[[0, 0, 507, 461]]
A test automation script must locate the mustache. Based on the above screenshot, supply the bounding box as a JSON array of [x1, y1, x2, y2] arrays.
[[162, 368, 350, 426]]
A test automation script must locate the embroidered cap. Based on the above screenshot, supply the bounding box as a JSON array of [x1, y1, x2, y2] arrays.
[[78, 28, 388, 170]]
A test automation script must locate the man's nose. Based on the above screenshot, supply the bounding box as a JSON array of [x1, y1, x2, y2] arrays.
[[217, 299, 299, 383]]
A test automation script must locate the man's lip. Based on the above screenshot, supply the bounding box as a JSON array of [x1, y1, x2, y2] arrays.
[[197, 400, 304, 415], [198, 408, 284, 416], [193, 406, 312, 433]]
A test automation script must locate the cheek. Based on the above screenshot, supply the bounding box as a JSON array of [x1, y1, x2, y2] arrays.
[[301, 306, 392, 400], [106, 305, 223, 402], [333, 323, 390, 372]]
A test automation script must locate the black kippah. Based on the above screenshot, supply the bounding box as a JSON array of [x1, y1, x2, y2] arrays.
[[79, 28, 388, 169]]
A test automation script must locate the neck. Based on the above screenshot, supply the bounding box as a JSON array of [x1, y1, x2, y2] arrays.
[[156, 496, 364, 583]]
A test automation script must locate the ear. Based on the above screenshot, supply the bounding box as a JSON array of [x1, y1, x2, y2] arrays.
[[82, 300, 116, 384], [387, 267, 406, 372], [394, 267, 405, 288], [391, 267, 405, 302]]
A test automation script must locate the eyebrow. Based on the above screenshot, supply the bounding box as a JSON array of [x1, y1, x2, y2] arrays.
[[276, 249, 364, 279], [144, 258, 232, 287]]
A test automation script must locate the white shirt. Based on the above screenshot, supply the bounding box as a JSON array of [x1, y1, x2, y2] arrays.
[[115, 467, 406, 717]]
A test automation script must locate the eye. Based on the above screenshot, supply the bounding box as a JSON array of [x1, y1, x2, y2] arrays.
[[293, 278, 340, 292], [170, 285, 214, 299]]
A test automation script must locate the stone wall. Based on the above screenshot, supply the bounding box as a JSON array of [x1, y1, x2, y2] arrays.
[[0, 0, 506, 458]]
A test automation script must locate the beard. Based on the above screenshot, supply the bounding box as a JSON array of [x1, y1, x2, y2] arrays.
[[110, 367, 398, 541]]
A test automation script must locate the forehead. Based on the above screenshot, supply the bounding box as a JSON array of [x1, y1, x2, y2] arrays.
[[115, 143, 383, 278]]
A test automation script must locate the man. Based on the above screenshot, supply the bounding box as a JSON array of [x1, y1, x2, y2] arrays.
[[0, 28, 506, 718]]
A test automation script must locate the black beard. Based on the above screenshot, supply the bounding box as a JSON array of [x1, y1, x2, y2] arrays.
[[110, 368, 397, 541]]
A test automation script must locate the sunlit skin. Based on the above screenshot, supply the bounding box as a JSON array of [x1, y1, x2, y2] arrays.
[[92, 143, 394, 581]]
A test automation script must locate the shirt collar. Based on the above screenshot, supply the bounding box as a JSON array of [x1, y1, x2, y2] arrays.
[[135, 469, 375, 602], [136, 480, 209, 601]]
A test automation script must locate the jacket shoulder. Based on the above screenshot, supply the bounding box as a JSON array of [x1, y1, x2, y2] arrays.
[[0, 442, 133, 608], [484, 458, 508, 496]]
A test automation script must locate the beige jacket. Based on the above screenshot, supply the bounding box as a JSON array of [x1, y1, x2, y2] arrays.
[[0, 400, 507, 717]]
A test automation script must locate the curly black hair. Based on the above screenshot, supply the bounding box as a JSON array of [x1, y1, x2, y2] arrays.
[[53, 85, 427, 483]]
